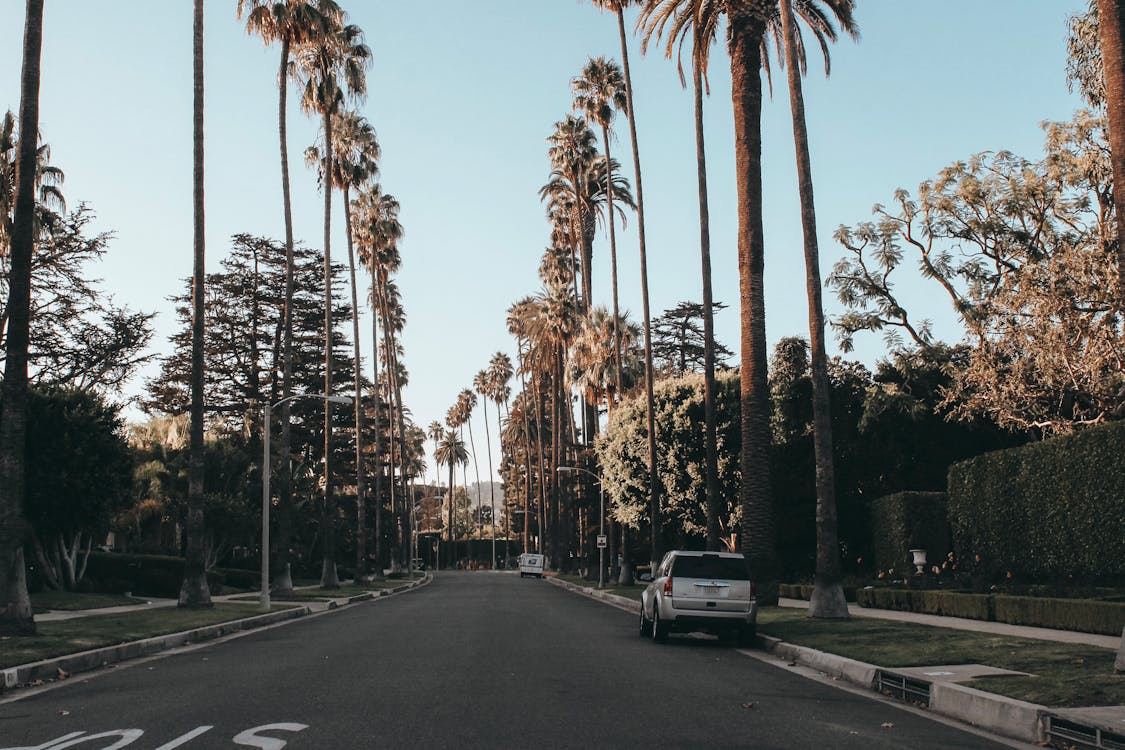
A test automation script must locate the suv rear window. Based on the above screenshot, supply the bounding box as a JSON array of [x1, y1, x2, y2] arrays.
[[671, 554, 750, 581]]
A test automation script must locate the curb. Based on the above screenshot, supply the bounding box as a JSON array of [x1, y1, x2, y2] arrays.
[[550, 575, 1047, 745], [2, 573, 433, 695]]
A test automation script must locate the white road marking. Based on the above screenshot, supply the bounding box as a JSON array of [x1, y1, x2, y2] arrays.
[[152, 727, 214, 749], [231, 724, 309, 749]]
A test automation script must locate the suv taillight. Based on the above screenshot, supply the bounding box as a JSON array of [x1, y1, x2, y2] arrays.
[[663, 577, 674, 597]]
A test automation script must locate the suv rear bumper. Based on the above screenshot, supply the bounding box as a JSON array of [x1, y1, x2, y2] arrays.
[[659, 600, 758, 632]]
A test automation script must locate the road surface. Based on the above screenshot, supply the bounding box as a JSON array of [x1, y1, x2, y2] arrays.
[[0, 572, 1022, 749]]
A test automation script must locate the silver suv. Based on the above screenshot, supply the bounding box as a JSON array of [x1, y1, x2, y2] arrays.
[[639, 550, 757, 645]]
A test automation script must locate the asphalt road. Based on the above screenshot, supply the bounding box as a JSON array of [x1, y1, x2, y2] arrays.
[[0, 572, 1020, 749]]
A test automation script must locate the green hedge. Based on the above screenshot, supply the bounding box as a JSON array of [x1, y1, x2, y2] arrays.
[[948, 420, 1125, 584], [84, 552, 225, 597], [869, 492, 950, 573], [857, 588, 1125, 636], [856, 588, 991, 620], [993, 595, 1125, 636]]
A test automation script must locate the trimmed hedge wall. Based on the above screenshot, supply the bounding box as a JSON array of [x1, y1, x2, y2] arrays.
[[869, 492, 950, 573], [84, 552, 225, 597], [947, 419, 1125, 584], [856, 588, 1125, 636]]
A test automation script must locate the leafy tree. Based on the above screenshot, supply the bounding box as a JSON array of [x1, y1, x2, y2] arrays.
[[23, 388, 132, 590], [830, 113, 1124, 435], [598, 372, 742, 550], [1, 0, 45, 636]]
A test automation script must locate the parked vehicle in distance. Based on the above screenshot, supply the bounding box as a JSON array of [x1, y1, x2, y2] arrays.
[[639, 550, 757, 645], [518, 553, 545, 578]]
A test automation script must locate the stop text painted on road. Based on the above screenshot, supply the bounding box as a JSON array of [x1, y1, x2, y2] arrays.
[[0, 723, 309, 750]]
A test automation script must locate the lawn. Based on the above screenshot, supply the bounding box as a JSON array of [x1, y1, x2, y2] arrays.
[[30, 590, 148, 614], [757, 608, 1124, 708], [1, 603, 296, 669], [553, 573, 646, 602]]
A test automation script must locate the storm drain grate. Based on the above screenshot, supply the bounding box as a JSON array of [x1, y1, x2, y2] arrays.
[[1045, 716, 1125, 750], [876, 670, 930, 707]]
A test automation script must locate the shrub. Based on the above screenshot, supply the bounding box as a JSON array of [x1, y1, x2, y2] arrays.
[[869, 492, 951, 574], [993, 595, 1125, 636], [948, 420, 1125, 585], [84, 552, 225, 597]]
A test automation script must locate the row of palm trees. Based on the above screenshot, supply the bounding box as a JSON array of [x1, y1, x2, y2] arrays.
[[492, 0, 859, 611]]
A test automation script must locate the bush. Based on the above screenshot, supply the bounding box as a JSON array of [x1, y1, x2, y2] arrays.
[[948, 420, 1125, 585], [215, 568, 260, 590], [83, 552, 224, 597], [869, 492, 950, 574], [993, 595, 1125, 636]]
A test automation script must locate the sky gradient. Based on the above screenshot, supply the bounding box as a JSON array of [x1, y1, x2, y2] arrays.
[[0, 1, 1087, 480]]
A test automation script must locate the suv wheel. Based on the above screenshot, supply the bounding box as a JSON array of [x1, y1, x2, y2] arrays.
[[652, 608, 669, 643], [638, 606, 652, 637]]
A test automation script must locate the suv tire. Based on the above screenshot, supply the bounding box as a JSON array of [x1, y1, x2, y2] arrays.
[[652, 608, 670, 643], [638, 606, 652, 637]]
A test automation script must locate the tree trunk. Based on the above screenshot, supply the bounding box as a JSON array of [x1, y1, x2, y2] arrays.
[[344, 186, 367, 581], [0, 0, 43, 635], [320, 108, 338, 590], [1097, 0, 1125, 311], [274, 33, 297, 594], [780, 0, 847, 619], [180, 0, 212, 609], [482, 399, 497, 568], [615, 8, 661, 571], [728, 6, 778, 605], [370, 267, 384, 576], [693, 28, 721, 553]]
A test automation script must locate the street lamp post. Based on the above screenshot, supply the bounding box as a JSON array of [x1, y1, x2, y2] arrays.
[[262, 393, 352, 611], [558, 466, 606, 589]]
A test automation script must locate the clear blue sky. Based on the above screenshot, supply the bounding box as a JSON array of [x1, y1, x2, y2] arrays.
[[0, 1, 1086, 480]]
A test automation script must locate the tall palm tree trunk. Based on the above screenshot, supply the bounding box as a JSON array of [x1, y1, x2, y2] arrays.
[[482, 398, 497, 568], [601, 127, 625, 408], [369, 268, 384, 575], [274, 34, 297, 595], [728, 8, 778, 604], [387, 332, 410, 571], [614, 7, 661, 571], [494, 401, 508, 566], [180, 0, 212, 609], [518, 348, 534, 554], [780, 0, 846, 618], [320, 108, 339, 589], [1098, 0, 1125, 311], [693, 29, 721, 553], [0, 0, 44, 635], [344, 187, 367, 580]]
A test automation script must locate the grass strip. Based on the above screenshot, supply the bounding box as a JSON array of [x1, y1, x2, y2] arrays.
[[757, 608, 1124, 708], [553, 573, 646, 602], [1, 603, 296, 669], [30, 591, 149, 614]]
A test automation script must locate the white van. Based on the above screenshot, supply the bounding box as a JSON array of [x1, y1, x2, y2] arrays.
[[518, 553, 545, 578]]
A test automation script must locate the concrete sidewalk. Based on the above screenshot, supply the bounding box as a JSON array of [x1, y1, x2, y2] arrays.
[[549, 577, 1125, 748]]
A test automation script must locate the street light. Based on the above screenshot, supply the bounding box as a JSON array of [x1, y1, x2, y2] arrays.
[[261, 392, 352, 611], [557, 465, 606, 589]]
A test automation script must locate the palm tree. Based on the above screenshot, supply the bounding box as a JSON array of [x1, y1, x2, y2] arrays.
[[639, 0, 724, 552], [583, 0, 662, 572], [295, 13, 370, 588], [507, 301, 541, 555], [177, 0, 213, 609], [354, 183, 402, 572], [777, 0, 857, 618], [1098, 0, 1125, 310], [0, 0, 45, 635], [0, 110, 64, 262], [572, 58, 628, 406], [237, 0, 340, 595], [307, 108, 380, 579], [434, 427, 468, 568], [545, 115, 599, 309], [487, 352, 514, 564], [473, 369, 498, 567]]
